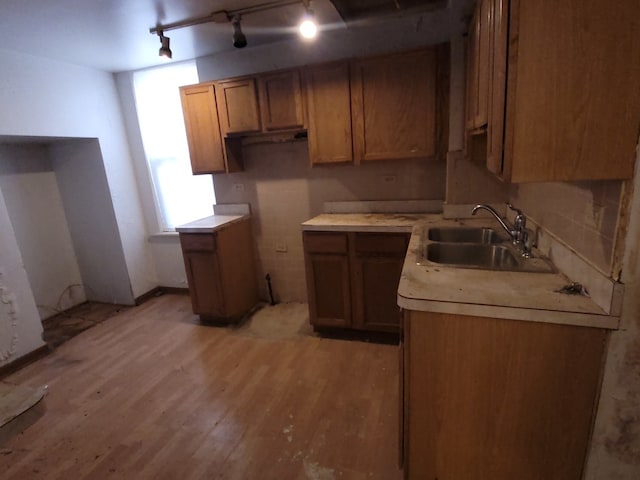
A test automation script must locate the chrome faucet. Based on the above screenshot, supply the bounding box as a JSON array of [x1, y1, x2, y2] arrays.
[[472, 203, 532, 257]]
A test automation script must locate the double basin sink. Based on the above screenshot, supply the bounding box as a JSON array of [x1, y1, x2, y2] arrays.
[[421, 226, 555, 273]]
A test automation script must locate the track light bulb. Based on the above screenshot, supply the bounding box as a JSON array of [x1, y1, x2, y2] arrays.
[[299, 1, 317, 39], [158, 31, 172, 59], [231, 15, 247, 49]]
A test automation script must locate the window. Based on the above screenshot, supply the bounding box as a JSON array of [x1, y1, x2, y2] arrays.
[[133, 62, 215, 231]]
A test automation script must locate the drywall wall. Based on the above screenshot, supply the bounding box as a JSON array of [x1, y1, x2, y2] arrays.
[[213, 141, 445, 302], [0, 48, 156, 301], [51, 140, 134, 304], [0, 184, 45, 367], [0, 144, 85, 320], [585, 142, 640, 479]]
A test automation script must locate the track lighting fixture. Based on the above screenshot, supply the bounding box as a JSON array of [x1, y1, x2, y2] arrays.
[[231, 15, 248, 49], [299, 0, 317, 39], [157, 31, 172, 59], [149, 0, 319, 57]]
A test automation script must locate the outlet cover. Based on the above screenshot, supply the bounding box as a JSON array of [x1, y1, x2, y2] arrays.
[[233, 183, 245, 193], [275, 243, 288, 253]]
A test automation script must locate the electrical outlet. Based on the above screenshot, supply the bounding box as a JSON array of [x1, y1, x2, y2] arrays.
[[381, 175, 397, 184], [275, 243, 288, 253], [233, 183, 245, 193]]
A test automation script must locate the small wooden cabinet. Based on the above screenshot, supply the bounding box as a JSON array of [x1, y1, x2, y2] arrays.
[[401, 309, 608, 479], [466, 0, 640, 182], [215, 78, 262, 135], [258, 70, 305, 131], [180, 84, 226, 174], [179, 219, 258, 321], [303, 231, 409, 332], [215, 69, 305, 136]]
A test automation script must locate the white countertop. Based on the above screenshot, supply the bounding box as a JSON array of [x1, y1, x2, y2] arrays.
[[302, 213, 619, 330], [175, 214, 248, 233]]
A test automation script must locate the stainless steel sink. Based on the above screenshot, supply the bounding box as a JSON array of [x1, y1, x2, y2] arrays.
[[427, 227, 504, 244], [426, 243, 519, 270], [420, 226, 556, 273]]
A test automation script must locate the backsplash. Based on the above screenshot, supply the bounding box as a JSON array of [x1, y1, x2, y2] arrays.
[[510, 180, 623, 276], [213, 141, 445, 302]]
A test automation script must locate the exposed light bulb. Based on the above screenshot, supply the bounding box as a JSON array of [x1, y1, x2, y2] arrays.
[[299, 16, 317, 39]]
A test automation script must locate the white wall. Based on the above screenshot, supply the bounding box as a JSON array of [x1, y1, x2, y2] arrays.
[[0, 48, 157, 300], [0, 144, 86, 320], [51, 140, 135, 304], [0, 187, 45, 366]]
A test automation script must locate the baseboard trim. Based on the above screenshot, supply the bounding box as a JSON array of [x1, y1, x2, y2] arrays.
[[135, 286, 190, 305], [0, 345, 50, 380]]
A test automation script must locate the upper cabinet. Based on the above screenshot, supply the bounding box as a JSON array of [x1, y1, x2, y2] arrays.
[[467, 0, 640, 182], [351, 49, 438, 163], [180, 47, 446, 174], [215, 78, 262, 135], [179, 84, 226, 174], [465, 0, 492, 132], [304, 61, 354, 165], [258, 70, 305, 131], [304, 48, 441, 166], [215, 69, 305, 136]]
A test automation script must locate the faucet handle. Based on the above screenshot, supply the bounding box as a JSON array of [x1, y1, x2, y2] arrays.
[[507, 203, 526, 231]]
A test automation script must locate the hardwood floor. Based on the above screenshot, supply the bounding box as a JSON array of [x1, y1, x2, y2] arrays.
[[0, 294, 401, 480]]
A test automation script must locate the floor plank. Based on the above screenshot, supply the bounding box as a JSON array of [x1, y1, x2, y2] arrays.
[[0, 294, 401, 480]]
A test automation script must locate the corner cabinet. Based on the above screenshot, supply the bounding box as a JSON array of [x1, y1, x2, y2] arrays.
[[401, 310, 608, 479], [303, 231, 409, 332], [466, 0, 640, 182], [179, 219, 258, 322]]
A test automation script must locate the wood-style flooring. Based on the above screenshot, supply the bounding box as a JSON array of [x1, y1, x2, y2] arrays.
[[0, 294, 401, 480]]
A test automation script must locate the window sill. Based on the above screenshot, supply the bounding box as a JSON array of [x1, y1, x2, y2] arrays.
[[148, 231, 179, 243]]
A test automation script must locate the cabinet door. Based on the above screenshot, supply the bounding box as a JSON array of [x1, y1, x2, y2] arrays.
[[182, 250, 225, 317], [180, 84, 226, 174], [303, 232, 351, 328], [504, 0, 640, 182], [305, 61, 354, 165], [404, 310, 607, 480], [352, 233, 408, 332], [258, 70, 305, 131], [351, 49, 437, 163], [215, 78, 261, 135]]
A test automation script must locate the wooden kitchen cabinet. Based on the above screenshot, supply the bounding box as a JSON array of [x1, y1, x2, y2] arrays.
[[303, 232, 352, 328], [215, 78, 262, 135], [215, 69, 305, 136], [351, 49, 437, 163], [258, 69, 305, 131], [180, 83, 226, 174], [467, 0, 640, 182], [304, 61, 354, 165], [352, 233, 408, 332], [401, 310, 608, 479], [465, 0, 492, 131], [179, 219, 258, 321], [303, 231, 409, 332]]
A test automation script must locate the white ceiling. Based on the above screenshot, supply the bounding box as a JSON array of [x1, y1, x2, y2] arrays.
[[0, 0, 345, 73], [0, 0, 475, 73]]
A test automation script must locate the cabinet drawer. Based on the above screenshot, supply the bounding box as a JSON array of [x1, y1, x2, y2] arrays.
[[304, 232, 348, 254], [180, 233, 217, 252], [355, 233, 409, 256]]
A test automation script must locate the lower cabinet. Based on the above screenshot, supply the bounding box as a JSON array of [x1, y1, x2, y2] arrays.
[[303, 231, 409, 332], [401, 309, 608, 480], [179, 219, 258, 321]]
